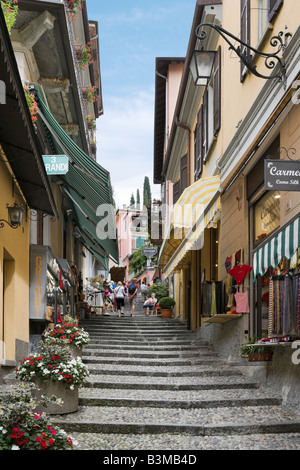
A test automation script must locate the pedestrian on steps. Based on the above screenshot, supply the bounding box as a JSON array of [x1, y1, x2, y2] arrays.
[[128, 278, 138, 317], [140, 282, 149, 303], [143, 293, 157, 316], [115, 281, 127, 317]]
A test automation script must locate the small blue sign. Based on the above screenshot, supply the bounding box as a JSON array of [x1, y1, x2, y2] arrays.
[[43, 155, 69, 175]]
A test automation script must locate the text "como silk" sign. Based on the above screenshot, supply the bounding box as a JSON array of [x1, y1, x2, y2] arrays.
[[264, 159, 300, 192]]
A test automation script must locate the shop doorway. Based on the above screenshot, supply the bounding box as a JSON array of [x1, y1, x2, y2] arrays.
[[1, 250, 15, 362]]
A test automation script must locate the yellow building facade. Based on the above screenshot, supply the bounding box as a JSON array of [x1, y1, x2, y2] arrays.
[[156, 0, 300, 353]]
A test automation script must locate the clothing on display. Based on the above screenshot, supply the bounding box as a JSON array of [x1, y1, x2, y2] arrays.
[[229, 264, 252, 285], [201, 281, 223, 316], [268, 274, 300, 337], [234, 291, 250, 313]]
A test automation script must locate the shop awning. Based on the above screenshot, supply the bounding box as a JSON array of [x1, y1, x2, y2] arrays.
[[33, 85, 119, 263], [172, 176, 220, 229], [253, 213, 300, 278], [159, 176, 221, 277], [64, 186, 118, 264]]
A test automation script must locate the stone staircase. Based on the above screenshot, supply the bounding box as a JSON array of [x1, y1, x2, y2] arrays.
[[51, 299, 300, 446]]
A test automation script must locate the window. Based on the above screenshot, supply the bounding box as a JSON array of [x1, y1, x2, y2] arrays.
[[173, 154, 188, 204], [240, 0, 250, 82], [268, 0, 284, 23], [258, 0, 268, 42], [194, 47, 221, 179]]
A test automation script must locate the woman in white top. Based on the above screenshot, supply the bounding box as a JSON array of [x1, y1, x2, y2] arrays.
[[115, 281, 127, 317]]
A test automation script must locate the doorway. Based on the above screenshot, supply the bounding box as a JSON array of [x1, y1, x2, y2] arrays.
[[1, 250, 15, 362]]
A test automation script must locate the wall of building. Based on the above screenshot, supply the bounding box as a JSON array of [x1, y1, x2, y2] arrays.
[[0, 150, 30, 365]]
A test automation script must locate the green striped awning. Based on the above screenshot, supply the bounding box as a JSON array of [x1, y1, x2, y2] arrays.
[[32, 85, 119, 263], [253, 214, 300, 278]]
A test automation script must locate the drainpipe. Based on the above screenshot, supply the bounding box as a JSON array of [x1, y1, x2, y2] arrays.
[[175, 116, 191, 185]]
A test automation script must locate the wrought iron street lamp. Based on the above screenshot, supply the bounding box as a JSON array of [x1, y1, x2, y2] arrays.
[[190, 23, 291, 88], [0, 203, 24, 229]]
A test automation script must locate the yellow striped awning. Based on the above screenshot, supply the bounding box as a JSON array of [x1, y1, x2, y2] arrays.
[[159, 176, 221, 277], [172, 176, 220, 229]]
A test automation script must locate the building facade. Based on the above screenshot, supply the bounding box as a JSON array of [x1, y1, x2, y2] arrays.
[[154, 0, 300, 407], [0, 0, 118, 375]]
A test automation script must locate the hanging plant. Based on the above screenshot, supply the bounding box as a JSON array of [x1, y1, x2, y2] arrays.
[[66, 0, 85, 21], [77, 42, 93, 69], [86, 113, 96, 130], [1, 0, 18, 34], [85, 84, 97, 103], [23, 85, 39, 128]]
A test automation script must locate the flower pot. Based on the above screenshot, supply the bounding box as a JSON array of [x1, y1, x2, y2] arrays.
[[248, 351, 273, 362], [161, 308, 173, 318], [32, 379, 79, 415]]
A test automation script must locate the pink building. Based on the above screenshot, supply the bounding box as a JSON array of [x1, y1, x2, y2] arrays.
[[115, 205, 149, 282]]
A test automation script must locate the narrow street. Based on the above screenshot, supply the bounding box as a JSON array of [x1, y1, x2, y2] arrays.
[[51, 295, 300, 451]]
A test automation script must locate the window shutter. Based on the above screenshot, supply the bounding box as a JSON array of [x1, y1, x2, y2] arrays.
[[194, 107, 203, 180], [173, 180, 181, 204], [202, 88, 208, 160], [197, 106, 203, 178], [180, 154, 188, 193], [240, 0, 250, 82], [194, 123, 198, 181], [213, 46, 221, 136], [268, 0, 284, 23]]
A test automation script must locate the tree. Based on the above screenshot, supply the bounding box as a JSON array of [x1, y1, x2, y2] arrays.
[[130, 193, 135, 207], [136, 189, 140, 209], [143, 176, 152, 208]]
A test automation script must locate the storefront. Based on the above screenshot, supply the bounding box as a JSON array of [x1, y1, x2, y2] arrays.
[[253, 212, 300, 341], [29, 245, 76, 351]]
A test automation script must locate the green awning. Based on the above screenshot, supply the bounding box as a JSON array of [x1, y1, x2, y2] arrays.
[[64, 186, 118, 263], [33, 85, 119, 263], [253, 213, 300, 279]]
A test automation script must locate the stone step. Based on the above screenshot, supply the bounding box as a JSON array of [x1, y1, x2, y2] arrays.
[[78, 387, 283, 409], [84, 343, 211, 351], [52, 404, 300, 436], [82, 356, 223, 367], [85, 374, 259, 391], [85, 365, 244, 378], [82, 349, 218, 359]]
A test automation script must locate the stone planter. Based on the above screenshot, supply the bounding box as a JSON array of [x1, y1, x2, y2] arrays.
[[32, 379, 79, 415], [69, 344, 82, 358]]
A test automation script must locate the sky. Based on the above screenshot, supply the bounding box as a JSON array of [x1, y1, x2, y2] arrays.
[[86, 0, 196, 209]]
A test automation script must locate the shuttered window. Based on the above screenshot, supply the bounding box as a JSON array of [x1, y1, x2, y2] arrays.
[[213, 46, 221, 136], [173, 180, 181, 204], [268, 0, 284, 22], [240, 0, 250, 82], [202, 88, 209, 160], [194, 107, 203, 180], [180, 154, 188, 194]]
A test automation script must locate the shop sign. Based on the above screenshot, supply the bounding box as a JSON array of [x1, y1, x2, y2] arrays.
[[43, 155, 69, 175], [142, 247, 158, 257], [264, 160, 300, 191]]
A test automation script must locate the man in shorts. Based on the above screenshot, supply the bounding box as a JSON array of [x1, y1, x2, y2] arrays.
[[128, 278, 138, 317]]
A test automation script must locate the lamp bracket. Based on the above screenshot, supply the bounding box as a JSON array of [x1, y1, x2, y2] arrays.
[[196, 23, 290, 87], [0, 219, 19, 229]]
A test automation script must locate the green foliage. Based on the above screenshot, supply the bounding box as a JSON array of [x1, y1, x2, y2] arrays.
[[149, 283, 168, 301], [1, 0, 18, 34], [143, 176, 152, 207], [239, 335, 268, 357], [0, 383, 75, 450], [159, 297, 176, 309], [129, 246, 147, 274]]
